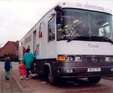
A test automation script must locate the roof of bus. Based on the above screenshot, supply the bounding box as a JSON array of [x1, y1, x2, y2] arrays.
[[20, 2, 112, 42], [58, 2, 112, 14]]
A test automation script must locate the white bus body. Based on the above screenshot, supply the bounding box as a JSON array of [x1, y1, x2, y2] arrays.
[[19, 2, 113, 85]]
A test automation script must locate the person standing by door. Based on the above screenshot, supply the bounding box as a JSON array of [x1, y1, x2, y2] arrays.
[[23, 49, 36, 80]]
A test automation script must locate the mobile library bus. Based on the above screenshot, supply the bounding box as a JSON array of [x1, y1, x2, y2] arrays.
[[19, 2, 113, 85]]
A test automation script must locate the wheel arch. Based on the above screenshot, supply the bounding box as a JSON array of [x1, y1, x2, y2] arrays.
[[44, 63, 53, 78]]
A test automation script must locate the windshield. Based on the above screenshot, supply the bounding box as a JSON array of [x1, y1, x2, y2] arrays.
[[57, 9, 113, 42]]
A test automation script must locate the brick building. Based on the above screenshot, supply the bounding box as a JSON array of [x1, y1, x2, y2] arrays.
[[0, 41, 19, 57], [0, 48, 1, 53]]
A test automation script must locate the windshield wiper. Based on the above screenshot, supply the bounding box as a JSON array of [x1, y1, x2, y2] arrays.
[[67, 36, 113, 44], [101, 37, 113, 44], [91, 36, 113, 44], [67, 36, 90, 42]]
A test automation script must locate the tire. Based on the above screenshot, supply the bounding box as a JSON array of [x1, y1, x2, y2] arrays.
[[88, 76, 101, 83], [48, 71, 58, 86], [31, 62, 37, 74]]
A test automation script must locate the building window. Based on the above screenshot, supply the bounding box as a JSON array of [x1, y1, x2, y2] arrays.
[[48, 16, 55, 42]]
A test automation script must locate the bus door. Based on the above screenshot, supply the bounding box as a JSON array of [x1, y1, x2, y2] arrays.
[[33, 30, 36, 54]]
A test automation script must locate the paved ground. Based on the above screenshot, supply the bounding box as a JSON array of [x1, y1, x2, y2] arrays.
[[11, 62, 113, 93], [0, 62, 22, 93], [1, 61, 113, 93]]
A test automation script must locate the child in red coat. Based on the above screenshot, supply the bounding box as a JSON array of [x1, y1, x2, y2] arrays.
[[19, 61, 26, 80]]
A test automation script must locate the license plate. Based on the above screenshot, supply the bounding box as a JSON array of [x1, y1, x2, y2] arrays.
[[87, 68, 101, 72]]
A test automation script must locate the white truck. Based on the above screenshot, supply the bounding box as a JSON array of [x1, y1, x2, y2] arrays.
[[19, 2, 113, 85]]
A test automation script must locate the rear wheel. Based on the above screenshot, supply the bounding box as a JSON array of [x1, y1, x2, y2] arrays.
[[88, 76, 101, 83]]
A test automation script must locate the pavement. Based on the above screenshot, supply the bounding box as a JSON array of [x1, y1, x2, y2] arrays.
[[1, 61, 113, 93], [10, 62, 52, 93], [0, 62, 23, 93], [0, 61, 54, 93]]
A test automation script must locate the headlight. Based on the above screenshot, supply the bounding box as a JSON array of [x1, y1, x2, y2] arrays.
[[105, 57, 113, 62], [75, 56, 82, 62], [58, 56, 66, 61], [58, 55, 82, 62], [67, 56, 74, 61], [105, 57, 111, 62]]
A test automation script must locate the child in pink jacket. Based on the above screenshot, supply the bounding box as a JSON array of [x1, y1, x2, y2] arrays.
[[19, 61, 26, 80]]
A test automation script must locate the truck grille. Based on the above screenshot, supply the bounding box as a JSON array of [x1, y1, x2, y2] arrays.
[[82, 55, 105, 63]]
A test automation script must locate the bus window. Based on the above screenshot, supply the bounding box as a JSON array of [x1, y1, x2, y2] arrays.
[[57, 9, 113, 42], [36, 44, 40, 56], [99, 23, 110, 37], [48, 16, 55, 42]]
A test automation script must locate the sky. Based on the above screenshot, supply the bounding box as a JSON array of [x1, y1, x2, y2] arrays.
[[0, 0, 113, 47]]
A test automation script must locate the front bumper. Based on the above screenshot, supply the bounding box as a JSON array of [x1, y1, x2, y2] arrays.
[[54, 55, 113, 78], [56, 66, 113, 78]]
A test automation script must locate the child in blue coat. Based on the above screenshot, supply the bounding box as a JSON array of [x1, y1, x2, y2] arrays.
[[4, 57, 13, 80]]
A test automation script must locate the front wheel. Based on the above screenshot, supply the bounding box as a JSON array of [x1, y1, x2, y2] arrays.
[[48, 71, 58, 86], [31, 62, 37, 74], [87, 76, 101, 83]]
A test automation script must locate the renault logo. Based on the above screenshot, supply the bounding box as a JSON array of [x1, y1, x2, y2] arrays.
[[91, 56, 97, 62]]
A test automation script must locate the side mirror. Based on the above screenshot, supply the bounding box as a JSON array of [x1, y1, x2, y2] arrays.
[[56, 12, 63, 24], [55, 5, 62, 12], [55, 6, 63, 24]]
